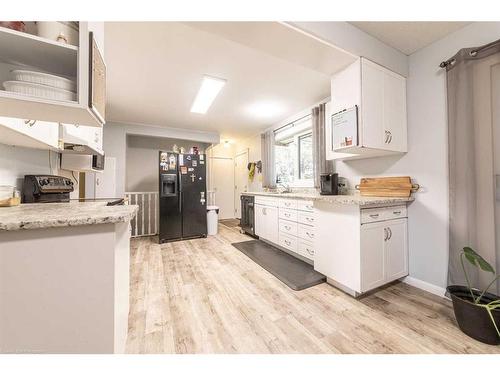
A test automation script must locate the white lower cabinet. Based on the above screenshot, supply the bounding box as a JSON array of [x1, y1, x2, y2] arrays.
[[254, 203, 278, 244], [360, 218, 408, 293], [255, 197, 315, 261], [314, 202, 409, 296]]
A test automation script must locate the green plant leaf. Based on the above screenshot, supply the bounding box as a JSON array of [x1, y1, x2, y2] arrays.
[[463, 247, 495, 273]]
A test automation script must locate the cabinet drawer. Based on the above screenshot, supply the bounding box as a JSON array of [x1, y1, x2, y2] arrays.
[[361, 205, 407, 224], [279, 208, 297, 222], [279, 199, 298, 210], [255, 196, 279, 207], [298, 239, 315, 259], [298, 224, 315, 241], [279, 233, 298, 252], [297, 211, 315, 226], [279, 219, 298, 237], [384, 205, 407, 220], [297, 200, 314, 212]]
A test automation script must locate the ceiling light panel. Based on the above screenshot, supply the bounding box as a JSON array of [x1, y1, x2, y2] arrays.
[[190, 75, 226, 114]]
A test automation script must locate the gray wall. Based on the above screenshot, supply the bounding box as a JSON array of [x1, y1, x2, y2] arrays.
[[126, 135, 210, 192], [102, 122, 219, 197]]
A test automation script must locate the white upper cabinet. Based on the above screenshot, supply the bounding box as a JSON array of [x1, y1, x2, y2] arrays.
[[0, 116, 59, 150], [0, 22, 105, 127], [327, 57, 407, 160]]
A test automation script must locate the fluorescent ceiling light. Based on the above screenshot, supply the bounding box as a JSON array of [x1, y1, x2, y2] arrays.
[[190, 75, 226, 114]]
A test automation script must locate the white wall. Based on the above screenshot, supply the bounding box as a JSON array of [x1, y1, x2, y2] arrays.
[[0, 144, 80, 199], [290, 22, 409, 77], [336, 22, 500, 290], [0, 144, 59, 190]]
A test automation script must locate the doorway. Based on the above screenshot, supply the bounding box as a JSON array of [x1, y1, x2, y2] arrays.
[[210, 157, 235, 220], [234, 149, 249, 219]]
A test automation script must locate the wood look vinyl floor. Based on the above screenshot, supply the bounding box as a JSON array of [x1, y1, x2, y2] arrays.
[[126, 223, 500, 354]]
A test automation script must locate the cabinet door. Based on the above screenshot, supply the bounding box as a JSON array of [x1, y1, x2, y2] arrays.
[[360, 222, 386, 293], [385, 219, 408, 281], [361, 60, 385, 150], [254, 204, 265, 239], [383, 72, 407, 152], [266, 206, 279, 244]]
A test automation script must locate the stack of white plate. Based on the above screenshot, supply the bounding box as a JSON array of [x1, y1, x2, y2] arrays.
[[3, 70, 76, 102]]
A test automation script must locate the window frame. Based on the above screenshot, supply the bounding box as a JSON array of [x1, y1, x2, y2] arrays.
[[274, 127, 314, 188]]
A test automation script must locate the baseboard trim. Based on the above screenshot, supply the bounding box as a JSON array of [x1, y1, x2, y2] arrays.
[[402, 276, 448, 298]]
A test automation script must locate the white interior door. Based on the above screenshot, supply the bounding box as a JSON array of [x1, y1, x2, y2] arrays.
[[211, 157, 235, 220], [234, 150, 249, 219]]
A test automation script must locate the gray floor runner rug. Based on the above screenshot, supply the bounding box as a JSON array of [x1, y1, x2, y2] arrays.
[[232, 239, 326, 291]]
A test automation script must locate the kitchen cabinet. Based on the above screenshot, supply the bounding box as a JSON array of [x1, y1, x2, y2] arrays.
[[327, 57, 407, 160], [0, 116, 59, 150], [360, 218, 408, 292], [254, 196, 316, 262], [315, 203, 409, 296], [255, 203, 278, 244], [0, 22, 105, 127]]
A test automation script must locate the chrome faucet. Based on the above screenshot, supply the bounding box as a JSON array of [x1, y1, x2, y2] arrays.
[[277, 181, 292, 193]]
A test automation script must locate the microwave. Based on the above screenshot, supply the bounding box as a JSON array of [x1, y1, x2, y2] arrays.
[[92, 154, 105, 170], [61, 154, 105, 172]]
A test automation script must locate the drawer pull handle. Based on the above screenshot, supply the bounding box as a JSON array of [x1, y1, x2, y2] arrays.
[[285, 213, 290, 217], [306, 232, 314, 238], [393, 211, 401, 215], [369, 214, 379, 218], [306, 205, 313, 210], [306, 248, 314, 255], [284, 225, 291, 230], [284, 240, 291, 246], [306, 217, 314, 222]]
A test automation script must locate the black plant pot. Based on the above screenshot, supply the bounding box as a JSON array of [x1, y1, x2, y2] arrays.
[[447, 285, 500, 345]]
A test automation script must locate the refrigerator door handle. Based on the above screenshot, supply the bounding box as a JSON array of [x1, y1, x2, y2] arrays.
[[179, 191, 182, 213]]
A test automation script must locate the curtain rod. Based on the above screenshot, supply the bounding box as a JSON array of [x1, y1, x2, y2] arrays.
[[439, 38, 500, 68], [273, 113, 312, 134]]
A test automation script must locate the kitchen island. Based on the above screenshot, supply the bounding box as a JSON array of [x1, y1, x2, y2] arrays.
[[0, 202, 138, 354]]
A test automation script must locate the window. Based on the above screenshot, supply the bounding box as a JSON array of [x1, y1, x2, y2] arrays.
[[274, 116, 313, 187]]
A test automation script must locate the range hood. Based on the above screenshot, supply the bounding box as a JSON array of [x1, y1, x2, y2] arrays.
[[59, 124, 103, 156]]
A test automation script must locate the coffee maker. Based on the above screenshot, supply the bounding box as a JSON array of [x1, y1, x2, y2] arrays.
[[320, 173, 338, 195]]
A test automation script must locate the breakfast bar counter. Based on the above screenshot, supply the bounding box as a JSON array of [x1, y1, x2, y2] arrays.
[[0, 202, 138, 354]]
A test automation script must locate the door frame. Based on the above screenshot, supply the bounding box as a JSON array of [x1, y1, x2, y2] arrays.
[[234, 148, 249, 218]]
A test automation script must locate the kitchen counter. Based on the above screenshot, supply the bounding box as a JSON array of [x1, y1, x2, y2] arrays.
[[0, 201, 138, 231], [242, 191, 414, 207], [0, 201, 137, 353]]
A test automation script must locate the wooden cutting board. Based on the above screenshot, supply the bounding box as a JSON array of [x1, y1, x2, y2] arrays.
[[357, 176, 414, 197]]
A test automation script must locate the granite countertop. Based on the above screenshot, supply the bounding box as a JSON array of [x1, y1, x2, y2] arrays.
[[242, 191, 414, 206], [0, 202, 139, 231]]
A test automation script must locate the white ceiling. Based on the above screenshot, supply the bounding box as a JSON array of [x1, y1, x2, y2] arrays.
[[105, 22, 354, 140], [349, 22, 470, 55]]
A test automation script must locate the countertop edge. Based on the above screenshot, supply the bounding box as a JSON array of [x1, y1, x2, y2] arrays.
[[0, 204, 139, 232], [241, 192, 414, 206]]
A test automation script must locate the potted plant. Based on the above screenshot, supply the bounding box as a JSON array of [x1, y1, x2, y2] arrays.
[[447, 247, 500, 345]]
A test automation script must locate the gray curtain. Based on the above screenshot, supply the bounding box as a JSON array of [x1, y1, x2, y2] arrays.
[[445, 39, 500, 294], [261, 130, 276, 188], [312, 103, 333, 188]]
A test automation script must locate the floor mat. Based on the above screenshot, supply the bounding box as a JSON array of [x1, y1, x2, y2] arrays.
[[232, 239, 326, 291], [220, 219, 240, 227]]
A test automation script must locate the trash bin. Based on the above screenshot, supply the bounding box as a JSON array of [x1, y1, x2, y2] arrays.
[[207, 205, 219, 236]]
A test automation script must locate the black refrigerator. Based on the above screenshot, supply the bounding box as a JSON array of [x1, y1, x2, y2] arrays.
[[158, 151, 207, 243]]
